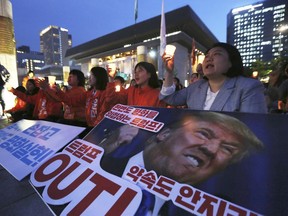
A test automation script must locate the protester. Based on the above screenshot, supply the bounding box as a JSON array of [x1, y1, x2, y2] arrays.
[[190, 72, 200, 84], [276, 63, 288, 111], [158, 79, 163, 88], [196, 62, 204, 78], [173, 77, 184, 91], [43, 67, 116, 127], [129, 78, 137, 87], [264, 87, 280, 113], [160, 42, 267, 113], [113, 76, 126, 88], [106, 62, 165, 107], [40, 69, 87, 126], [23, 79, 40, 119], [267, 68, 286, 89], [22, 70, 35, 88], [8, 78, 63, 121], [61, 85, 69, 93], [4, 86, 27, 122]]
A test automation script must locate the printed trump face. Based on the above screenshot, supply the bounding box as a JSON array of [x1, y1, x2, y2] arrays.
[[143, 117, 245, 185]]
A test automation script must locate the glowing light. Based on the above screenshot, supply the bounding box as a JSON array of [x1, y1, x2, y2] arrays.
[[149, 50, 156, 58]]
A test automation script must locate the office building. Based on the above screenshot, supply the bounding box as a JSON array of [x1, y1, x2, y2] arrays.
[[16, 46, 45, 84], [66, 5, 218, 86], [16, 46, 45, 71], [227, 0, 288, 67], [40, 25, 72, 66]]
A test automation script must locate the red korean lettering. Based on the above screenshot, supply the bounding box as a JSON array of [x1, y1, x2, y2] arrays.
[[145, 110, 158, 119], [152, 176, 175, 197], [132, 108, 149, 117], [106, 188, 138, 216], [82, 147, 102, 163], [130, 118, 142, 126], [216, 200, 227, 215], [65, 140, 82, 153], [139, 171, 157, 189], [197, 194, 218, 215], [125, 165, 145, 182], [145, 121, 164, 132], [175, 185, 196, 210], [175, 185, 202, 211], [137, 119, 150, 128], [228, 204, 248, 216]]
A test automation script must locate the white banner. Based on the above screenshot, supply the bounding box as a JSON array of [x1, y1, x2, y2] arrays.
[[0, 119, 85, 180]]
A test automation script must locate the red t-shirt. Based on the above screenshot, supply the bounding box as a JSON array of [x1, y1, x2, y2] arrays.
[[126, 86, 165, 107]]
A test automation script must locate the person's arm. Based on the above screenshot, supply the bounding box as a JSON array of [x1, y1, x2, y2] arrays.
[[240, 79, 268, 113], [9, 88, 38, 105], [160, 86, 190, 107], [38, 79, 67, 103], [107, 82, 127, 103], [41, 81, 86, 106], [160, 54, 176, 98], [162, 54, 174, 87], [5, 99, 26, 113]]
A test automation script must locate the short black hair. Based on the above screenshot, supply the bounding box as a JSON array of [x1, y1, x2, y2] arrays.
[[206, 43, 244, 77], [16, 85, 26, 93], [27, 79, 36, 87], [90, 67, 109, 90], [114, 76, 125, 84], [70, 69, 85, 87], [134, 62, 160, 88]]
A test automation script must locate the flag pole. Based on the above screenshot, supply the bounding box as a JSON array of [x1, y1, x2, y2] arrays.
[[160, 0, 166, 57], [134, 0, 138, 24], [160, 0, 167, 79]]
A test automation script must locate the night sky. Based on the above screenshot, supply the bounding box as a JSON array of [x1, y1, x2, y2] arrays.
[[11, 0, 258, 51]]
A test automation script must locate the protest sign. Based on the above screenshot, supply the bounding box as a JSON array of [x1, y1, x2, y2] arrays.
[[0, 119, 85, 180], [30, 105, 288, 215]]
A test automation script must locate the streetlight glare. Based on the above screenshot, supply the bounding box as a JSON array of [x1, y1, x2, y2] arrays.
[[279, 25, 288, 32], [149, 50, 156, 58]]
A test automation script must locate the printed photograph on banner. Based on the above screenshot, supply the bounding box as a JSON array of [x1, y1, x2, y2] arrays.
[[86, 107, 263, 215]]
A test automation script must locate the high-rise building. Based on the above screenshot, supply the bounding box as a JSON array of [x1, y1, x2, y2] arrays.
[[16, 45, 45, 84], [17, 46, 45, 71], [227, 0, 288, 67], [40, 25, 72, 66]]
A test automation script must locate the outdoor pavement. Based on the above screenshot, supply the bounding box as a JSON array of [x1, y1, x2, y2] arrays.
[[0, 114, 53, 215]]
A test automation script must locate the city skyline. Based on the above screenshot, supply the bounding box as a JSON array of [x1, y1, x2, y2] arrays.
[[12, 0, 258, 51]]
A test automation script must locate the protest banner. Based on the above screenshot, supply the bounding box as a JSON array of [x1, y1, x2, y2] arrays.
[[0, 119, 85, 181], [29, 104, 288, 215]]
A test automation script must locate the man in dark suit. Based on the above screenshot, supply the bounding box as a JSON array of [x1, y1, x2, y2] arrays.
[[99, 111, 263, 215]]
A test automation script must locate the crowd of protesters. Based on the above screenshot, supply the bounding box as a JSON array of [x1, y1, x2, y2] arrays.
[[3, 42, 288, 134]]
